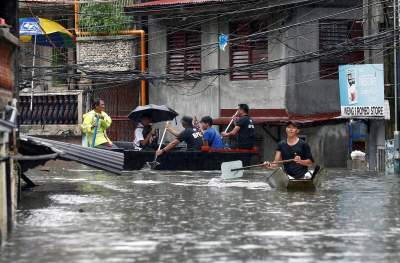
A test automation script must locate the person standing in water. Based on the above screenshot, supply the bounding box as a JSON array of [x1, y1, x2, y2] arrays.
[[81, 98, 113, 149]]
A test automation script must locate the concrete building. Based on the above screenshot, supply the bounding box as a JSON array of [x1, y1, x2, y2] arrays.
[[126, 0, 375, 167]]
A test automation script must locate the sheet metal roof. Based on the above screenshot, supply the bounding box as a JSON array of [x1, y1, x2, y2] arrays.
[[213, 109, 342, 127], [130, 0, 229, 8]]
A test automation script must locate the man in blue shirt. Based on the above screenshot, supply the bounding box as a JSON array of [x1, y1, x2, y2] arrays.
[[199, 116, 224, 149]]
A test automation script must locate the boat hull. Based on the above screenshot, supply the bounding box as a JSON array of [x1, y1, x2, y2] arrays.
[[113, 141, 260, 170], [267, 168, 323, 191]]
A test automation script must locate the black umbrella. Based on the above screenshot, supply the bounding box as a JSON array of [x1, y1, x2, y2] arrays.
[[128, 104, 179, 123]]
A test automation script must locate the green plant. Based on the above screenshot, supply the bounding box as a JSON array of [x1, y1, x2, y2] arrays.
[[79, 1, 132, 34]]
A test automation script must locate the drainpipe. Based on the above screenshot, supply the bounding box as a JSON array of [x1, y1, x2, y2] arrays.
[[74, 0, 147, 106]]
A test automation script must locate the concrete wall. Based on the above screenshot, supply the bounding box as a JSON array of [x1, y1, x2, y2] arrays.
[[258, 123, 348, 167], [218, 19, 286, 110], [148, 18, 220, 120], [147, 14, 287, 124], [77, 35, 137, 72], [147, 7, 363, 116], [286, 7, 363, 114], [145, 7, 358, 167]]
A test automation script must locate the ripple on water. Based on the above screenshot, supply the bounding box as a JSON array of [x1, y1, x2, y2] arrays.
[[207, 177, 270, 190], [50, 194, 104, 205], [244, 230, 371, 238], [132, 180, 163, 185], [108, 240, 158, 252], [4, 166, 400, 263]]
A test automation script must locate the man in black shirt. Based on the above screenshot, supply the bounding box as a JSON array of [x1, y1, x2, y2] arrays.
[[156, 116, 203, 157], [221, 104, 255, 149], [265, 121, 314, 179]]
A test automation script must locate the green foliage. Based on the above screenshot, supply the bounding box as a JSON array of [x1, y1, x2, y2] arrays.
[[79, 2, 132, 34]]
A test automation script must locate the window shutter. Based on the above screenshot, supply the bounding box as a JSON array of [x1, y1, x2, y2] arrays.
[[230, 21, 268, 80]]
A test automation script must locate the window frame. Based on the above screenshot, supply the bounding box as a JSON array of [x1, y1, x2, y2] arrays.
[[166, 28, 202, 79], [229, 20, 268, 81], [319, 19, 364, 79]]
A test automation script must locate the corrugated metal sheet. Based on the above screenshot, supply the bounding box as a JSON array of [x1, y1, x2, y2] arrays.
[[129, 0, 229, 8], [20, 136, 125, 174], [214, 109, 342, 126]]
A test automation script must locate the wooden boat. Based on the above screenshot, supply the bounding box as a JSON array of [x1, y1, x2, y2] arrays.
[[113, 141, 260, 170], [267, 167, 324, 191]]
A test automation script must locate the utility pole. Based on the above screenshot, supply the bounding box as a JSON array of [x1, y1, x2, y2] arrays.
[[394, 0, 400, 173]]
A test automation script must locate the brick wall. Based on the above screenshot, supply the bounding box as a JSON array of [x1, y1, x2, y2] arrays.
[[76, 35, 136, 72]]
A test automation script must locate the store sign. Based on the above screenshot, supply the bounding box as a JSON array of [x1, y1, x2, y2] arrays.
[[339, 64, 384, 118]]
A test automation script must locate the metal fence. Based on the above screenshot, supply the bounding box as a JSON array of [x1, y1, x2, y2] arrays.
[[19, 92, 82, 125]]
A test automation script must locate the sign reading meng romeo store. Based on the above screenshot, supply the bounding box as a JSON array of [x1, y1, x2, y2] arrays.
[[339, 64, 384, 118]]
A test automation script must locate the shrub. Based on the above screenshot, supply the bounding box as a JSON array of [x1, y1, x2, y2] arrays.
[[79, 1, 132, 34]]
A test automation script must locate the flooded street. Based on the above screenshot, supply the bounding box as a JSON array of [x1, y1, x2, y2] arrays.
[[1, 161, 400, 262]]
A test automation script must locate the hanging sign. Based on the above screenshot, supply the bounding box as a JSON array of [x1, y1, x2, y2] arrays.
[[339, 64, 384, 118], [19, 18, 43, 36]]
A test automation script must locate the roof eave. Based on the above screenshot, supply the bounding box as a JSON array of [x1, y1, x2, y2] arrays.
[[125, 0, 314, 16]]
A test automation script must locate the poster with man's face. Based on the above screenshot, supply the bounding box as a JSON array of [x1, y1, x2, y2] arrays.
[[339, 64, 384, 118]]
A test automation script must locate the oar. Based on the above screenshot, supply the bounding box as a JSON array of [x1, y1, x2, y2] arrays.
[[146, 121, 170, 169], [221, 159, 295, 179], [223, 110, 238, 135], [91, 114, 100, 148]]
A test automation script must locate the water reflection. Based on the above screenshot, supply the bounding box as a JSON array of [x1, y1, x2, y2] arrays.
[[1, 163, 400, 262]]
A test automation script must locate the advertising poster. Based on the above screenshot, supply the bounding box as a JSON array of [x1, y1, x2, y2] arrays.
[[339, 64, 384, 118]]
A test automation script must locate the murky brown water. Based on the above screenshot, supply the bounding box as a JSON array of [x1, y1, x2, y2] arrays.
[[1, 160, 400, 262]]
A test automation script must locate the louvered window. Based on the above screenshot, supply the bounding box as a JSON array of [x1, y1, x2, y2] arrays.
[[319, 20, 364, 79], [230, 20, 268, 80], [167, 29, 201, 78]]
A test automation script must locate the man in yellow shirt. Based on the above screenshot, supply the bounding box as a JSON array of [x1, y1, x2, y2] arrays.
[[81, 98, 113, 149]]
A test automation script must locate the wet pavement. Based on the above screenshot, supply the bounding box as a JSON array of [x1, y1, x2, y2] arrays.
[[1, 160, 400, 262]]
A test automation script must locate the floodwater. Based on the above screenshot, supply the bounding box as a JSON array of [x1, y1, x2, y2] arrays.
[[1, 160, 400, 263]]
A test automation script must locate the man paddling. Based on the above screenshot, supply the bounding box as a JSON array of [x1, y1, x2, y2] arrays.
[[221, 104, 255, 149], [156, 116, 202, 157], [264, 121, 314, 179]]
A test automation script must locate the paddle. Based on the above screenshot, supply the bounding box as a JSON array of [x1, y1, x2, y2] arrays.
[[91, 114, 100, 148], [146, 121, 170, 169], [221, 159, 295, 179], [223, 110, 238, 135]]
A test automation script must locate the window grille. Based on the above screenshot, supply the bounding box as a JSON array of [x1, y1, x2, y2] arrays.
[[319, 20, 364, 79]]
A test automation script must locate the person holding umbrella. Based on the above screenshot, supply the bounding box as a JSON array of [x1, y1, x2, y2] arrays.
[[133, 114, 158, 150], [128, 104, 179, 158]]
